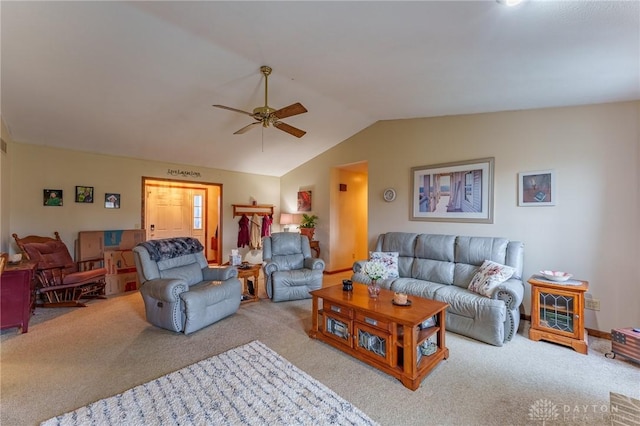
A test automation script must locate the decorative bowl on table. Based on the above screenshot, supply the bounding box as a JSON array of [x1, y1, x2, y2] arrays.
[[539, 270, 573, 282]]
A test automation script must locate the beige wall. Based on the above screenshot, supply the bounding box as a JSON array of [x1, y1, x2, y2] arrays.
[[4, 101, 639, 333], [281, 101, 640, 333], [1, 119, 13, 253], [6, 143, 281, 261]]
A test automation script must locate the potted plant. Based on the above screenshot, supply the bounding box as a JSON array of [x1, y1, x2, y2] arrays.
[[299, 213, 318, 241]]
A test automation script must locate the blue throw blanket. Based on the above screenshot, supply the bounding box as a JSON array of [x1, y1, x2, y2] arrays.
[[139, 237, 204, 262]]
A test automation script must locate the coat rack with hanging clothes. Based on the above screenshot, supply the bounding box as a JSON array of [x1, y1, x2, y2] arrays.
[[232, 204, 275, 218], [233, 205, 275, 249]]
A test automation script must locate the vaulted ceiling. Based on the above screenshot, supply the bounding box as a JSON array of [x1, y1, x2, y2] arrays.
[[2, 1, 638, 176]]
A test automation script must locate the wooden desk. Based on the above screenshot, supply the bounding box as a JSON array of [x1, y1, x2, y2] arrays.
[[309, 240, 320, 258], [1, 261, 37, 333]]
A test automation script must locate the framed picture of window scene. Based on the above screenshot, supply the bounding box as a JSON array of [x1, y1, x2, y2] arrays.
[[43, 189, 63, 206], [75, 186, 94, 203], [410, 157, 494, 223], [518, 170, 556, 206], [105, 193, 121, 209]]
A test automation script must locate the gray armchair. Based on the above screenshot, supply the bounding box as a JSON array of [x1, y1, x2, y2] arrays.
[[132, 237, 242, 334], [262, 233, 325, 302]]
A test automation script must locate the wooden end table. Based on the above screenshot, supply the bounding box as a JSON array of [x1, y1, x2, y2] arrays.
[[236, 264, 261, 303], [528, 276, 589, 354], [309, 240, 320, 258], [309, 284, 449, 390]]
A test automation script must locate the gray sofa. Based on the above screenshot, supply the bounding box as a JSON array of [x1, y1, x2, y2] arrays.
[[133, 238, 242, 334], [352, 232, 524, 346]]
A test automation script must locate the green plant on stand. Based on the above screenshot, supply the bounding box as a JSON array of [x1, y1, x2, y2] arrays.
[[299, 214, 318, 240]]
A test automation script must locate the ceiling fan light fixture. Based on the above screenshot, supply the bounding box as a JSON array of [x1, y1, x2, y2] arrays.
[[213, 65, 307, 138]]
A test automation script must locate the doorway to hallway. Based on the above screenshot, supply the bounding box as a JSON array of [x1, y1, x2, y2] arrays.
[[142, 177, 222, 264]]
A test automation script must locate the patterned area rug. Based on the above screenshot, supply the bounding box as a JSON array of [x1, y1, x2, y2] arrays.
[[41, 340, 377, 426]]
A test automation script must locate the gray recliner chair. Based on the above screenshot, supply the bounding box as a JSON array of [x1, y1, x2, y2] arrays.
[[133, 237, 241, 334], [262, 232, 325, 302]]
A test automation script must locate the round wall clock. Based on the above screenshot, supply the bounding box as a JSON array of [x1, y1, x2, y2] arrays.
[[383, 188, 396, 202]]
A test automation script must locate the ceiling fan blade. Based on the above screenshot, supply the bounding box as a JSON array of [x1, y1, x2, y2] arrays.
[[273, 102, 307, 119], [233, 122, 261, 135], [273, 121, 306, 138], [212, 104, 255, 117]]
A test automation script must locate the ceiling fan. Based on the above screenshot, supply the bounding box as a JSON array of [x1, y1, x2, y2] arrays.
[[213, 65, 307, 138]]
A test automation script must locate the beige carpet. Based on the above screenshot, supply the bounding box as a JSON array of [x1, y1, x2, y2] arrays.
[[2, 271, 639, 426], [41, 340, 377, 426]]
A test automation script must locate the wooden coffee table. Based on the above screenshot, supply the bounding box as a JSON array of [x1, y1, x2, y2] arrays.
[[309, 284, 449, 390]]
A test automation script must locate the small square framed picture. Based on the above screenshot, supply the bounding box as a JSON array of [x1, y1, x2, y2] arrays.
[[105, 193, 121, 209], [43, 189, 63, 206], [75, 186, 94, 203], [518, 170, 556, 206]]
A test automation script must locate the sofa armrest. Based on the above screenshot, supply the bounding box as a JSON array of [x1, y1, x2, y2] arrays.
[[352, 260, 367, 273], [140, 278, 187, 302], [202, 266, 238, 281], [490, 278, 524, 310], [263, 261, 279, 276], [304, 257, 325, 270], [351, 260, 371, 284]]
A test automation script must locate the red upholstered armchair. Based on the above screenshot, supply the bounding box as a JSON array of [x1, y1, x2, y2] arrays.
[[12, 232, 107, 307]]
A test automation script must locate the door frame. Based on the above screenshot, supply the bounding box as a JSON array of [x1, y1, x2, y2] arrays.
[[141, 177, 223, 264]]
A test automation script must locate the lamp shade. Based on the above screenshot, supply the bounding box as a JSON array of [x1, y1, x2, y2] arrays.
[[279, 213, 293, 225]]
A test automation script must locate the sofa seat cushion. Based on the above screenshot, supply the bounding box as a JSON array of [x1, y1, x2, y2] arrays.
[[181, 280, 238, 309], [390, 278, 446, 300], [433, 286, 506, 321], [62, 267, 108, 285], [273, 269, 322, 286]]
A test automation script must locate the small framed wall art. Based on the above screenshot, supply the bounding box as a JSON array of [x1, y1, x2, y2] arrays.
[[518, 170, 556, 206], [297, 190, 312, 212], [43, 189, 63, 206], [105, 193, 121, 209], [75, 186, 94, 203]]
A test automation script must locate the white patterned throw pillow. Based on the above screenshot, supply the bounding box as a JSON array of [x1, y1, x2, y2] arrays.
[[468, 260, 516, 297], [369, 251, 399, 278]]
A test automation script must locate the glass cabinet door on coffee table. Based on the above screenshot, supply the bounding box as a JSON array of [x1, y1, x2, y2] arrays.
[[321, 301, 353, 349], [353, 312, 393, 366]]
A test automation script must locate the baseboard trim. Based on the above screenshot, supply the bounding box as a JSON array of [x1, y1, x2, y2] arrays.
[[522, 314, 611, 340], [324, 268, 352, 274]]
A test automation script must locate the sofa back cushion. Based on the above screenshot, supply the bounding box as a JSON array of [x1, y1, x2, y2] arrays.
[[377, 232, 418, 278], [412, 259, 455, 284], [264, 233, 309, 270], [411, 234, 455, 284], [133, 246, 207, 286], [159, 261, 204, 287], [453, 236, 509, 288]]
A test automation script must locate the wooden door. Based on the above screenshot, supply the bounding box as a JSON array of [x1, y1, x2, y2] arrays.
[[146, 186, 191, 241]]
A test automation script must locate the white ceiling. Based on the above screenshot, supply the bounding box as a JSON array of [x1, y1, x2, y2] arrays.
[[2, 1, 638, 177]]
